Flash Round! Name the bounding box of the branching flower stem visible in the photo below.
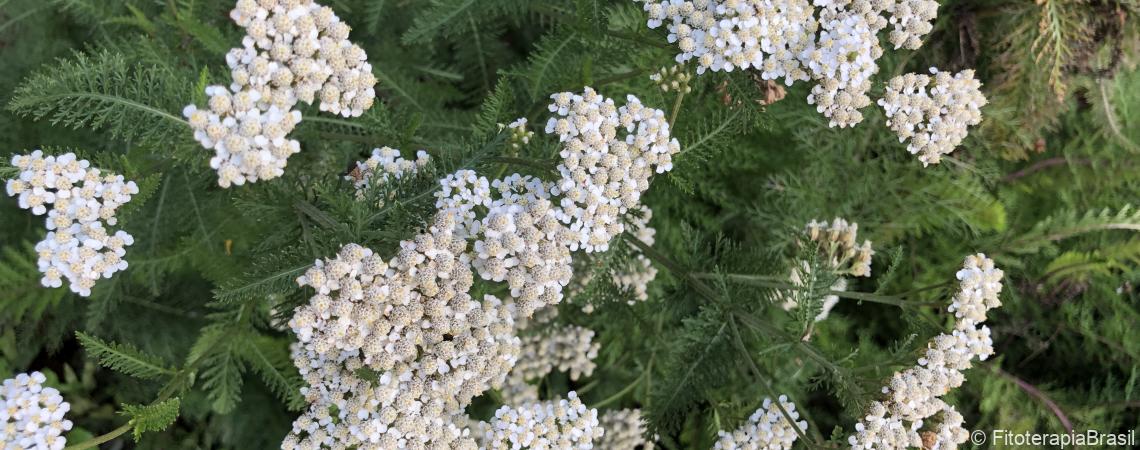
[728,317,826,449]
[669,90,686,128]
[695,272,942,308]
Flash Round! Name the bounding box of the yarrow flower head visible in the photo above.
[2,371,73,450]
[484,392,604,449]
[347,147,431,203]
[598,409,655,449]
[713,395,807,450]
[186,0,377,188]
[546,88,680,253]
[5,151,137,296]
[878,68,987,166]
[848,253,1003,450]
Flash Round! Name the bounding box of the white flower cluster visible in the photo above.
[514,325,601,383]
[877,69,988,166]
[649,65,693,93]
[642,0,818,81]
[612,208,659,304]
[184,0,377,188]
[285,220,521,449]
[640,0,940,128]
[546,88,680,253]
[713,396,807,450]
[5,151,138,297]
[803,218,873,277]
[2,371,73,450]
[598,409,655,450]
[285,88,678,448]
[347,147,431,201]
[484,392,604,449]
[848,254,1003,450]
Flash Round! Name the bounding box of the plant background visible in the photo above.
[1,0,1139,448]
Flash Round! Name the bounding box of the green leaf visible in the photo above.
[121,397,181,441]
[76,332,176,380]
[239,335,306,411]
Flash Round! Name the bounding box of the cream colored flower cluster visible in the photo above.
[184,0,376,188]
[803,218,873,277]
[713,396,807,450]
[484,392,604,449]
[598,409,655,449]
[5,151,138,297]
[513,325,600,383]
[285,218,521,449]
[347,147,431,201]
[642,0,818,82]
[2,371,73,450]
[877,69,987,166]
[286,88,677,448]
[847,254,1003,450]
[640,0,940,128]
[612,208,659,304]
[546,88,680,253]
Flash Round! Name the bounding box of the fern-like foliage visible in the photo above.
[1007,205,1140,255]
[7,49,196,151]
[121,397,181,441]
[76,331,176,380]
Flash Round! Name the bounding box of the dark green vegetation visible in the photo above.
[0,0,1138,448]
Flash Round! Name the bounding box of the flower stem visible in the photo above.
[669,90,686,128]
[62,423,132,450]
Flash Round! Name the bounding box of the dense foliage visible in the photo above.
[1,0,1139,448]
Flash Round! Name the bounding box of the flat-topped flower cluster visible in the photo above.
[713,395,808,450]
[878,69,988,166]
[284,87,678,448]
[184,0,377,188]
[640,0,984,164]
[5,151,138,297]
[848,253,1003,449]
[2,371,73,450]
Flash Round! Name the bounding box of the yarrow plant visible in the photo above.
[7,0,1132,449]
[4,151,137,297]
[848,254,1003,449]
[1,372,73,450]
[182,0,377,187]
